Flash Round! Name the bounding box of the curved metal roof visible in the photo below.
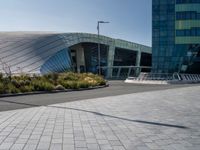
[0,32,151,74]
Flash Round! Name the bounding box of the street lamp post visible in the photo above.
[97,21,109,75]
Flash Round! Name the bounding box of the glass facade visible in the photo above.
[113,48,137,66]
[152,0,200,73]
[82,43,108,74]
[40,48,72,74]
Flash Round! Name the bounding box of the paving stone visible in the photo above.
[112,146,126,150]
[50,143,62,150]
[4,137,17,143]
[63,138,74,145]
[100,144,113,150]
[0,86,200,150]
[37,142,50,149]
[109,140,122,146]
[23,144,37,150]
[76,148,88,150]
[15,138,28,144]
[0,142,13,149]
[98,139,110,145]
[10,143,25,150]
[87,143,100,150]
[52,138,62,144]
[86,138,97,144]
[63,144,74,150]
[75,141,87,148]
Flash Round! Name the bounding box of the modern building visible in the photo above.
[0,32,151,78]
[152,0,200,74]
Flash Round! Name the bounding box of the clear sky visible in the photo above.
[0,0,152,46]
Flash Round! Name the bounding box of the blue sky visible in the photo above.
[0,0,152,46]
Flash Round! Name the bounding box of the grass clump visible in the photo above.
[0,72,106,94]
[0,82,5,94]
[31,80,54,91]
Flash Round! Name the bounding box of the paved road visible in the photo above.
[0,85,199,150]
[0,81,199,112]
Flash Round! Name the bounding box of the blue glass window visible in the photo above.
[40,48,72,74]
[176,0,200,4]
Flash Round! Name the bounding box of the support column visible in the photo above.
[135,49,141,76]
[76,45,85,73]
[107,41,115,78]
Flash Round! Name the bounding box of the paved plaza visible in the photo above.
[0,81,194,112]
[0,85,200,150]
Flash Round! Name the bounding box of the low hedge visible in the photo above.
[0,72,106,94]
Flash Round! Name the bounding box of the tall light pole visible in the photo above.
[97,21,109,75]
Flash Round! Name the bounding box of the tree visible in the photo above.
[0,58,12,80]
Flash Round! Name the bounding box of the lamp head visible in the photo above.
[98,21,109,23]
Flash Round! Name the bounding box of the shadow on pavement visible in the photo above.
[0,99,39,107]
[50,105,189,129]
[0,99,188,129]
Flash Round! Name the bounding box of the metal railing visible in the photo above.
[127,72,200,82]
[180,74,200,81]
[127,72,175,81]
[101,66,151,79]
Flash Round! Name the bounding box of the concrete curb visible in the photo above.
[0,84,109,98]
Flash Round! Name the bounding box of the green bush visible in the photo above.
[0,73,3,81]
[19,85,34,93]
[95,78,106,86]
[11,79,20,88]
[59,72,79,81]
[44,73,59,84]
[0,82,5,94]
[77,81,90,88]
[11,79,31,88]
[0,72,106,94]
[2,77,10,85]
[31,80,54,91]
[60,81,78,89]
[6,83,20,94]
[24,80,31,86]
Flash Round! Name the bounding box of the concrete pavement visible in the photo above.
[0,81,198,112]
[0,85,200,149]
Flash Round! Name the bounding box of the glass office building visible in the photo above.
[152,0,200,73]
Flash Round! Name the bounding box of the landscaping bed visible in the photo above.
[0,72,107,95]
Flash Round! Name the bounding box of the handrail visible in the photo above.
[127,72,200,81]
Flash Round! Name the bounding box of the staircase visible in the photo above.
[125,72,200,84]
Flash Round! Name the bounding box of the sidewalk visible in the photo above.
[0,85,200,150]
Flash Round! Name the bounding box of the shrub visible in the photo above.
[84,77,97,85]
[96,78,106,86]
[77,81,90,88]
[0,73,3,81]
[11,79,20,88]
[92,75,106,86]
[24,80,31,86]
[44,73,59,84]
[2,77,10,85]
[19,80,25,86]
[59,72,79,81]
[31,80,54,91]
[60,81,78,89]
[19,85,33,93]
[11,79,31,88]
[0,72,106,94]
[6,83,20,94]
[13,74,31,81]
[0,82,5,94]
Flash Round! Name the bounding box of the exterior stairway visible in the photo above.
[125,72,200,84]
